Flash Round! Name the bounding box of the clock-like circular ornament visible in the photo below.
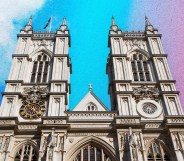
[137,100,162,118]
[19,100,46,120]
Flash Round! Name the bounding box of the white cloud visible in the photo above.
[0,0,46,82]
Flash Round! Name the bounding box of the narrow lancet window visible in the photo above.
[131,53,151,81]
[147,142,170,161]
[31,53,50,83]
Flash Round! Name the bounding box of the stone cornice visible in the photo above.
[2,92,21,96]
[108,80,157,87]
[66,111,117,122]
[145,34,162,38]
[114,116,141,128]
[12,54,29,58]
[53,54,69,57]
[160,91,180,94]
[151,54,168,57]
[0,115,184,134]
[158,80,176,83]
[5,80,23,83]
[22,82,49,86]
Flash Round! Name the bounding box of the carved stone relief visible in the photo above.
[31,40,54,47]
[145,123,161,128]
[133,85,159,102]
[124,39,146,51]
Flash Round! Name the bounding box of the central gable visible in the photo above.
[72,91,108,111]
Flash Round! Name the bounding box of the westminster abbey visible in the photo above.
[0,16,184,161]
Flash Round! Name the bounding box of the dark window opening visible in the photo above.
[131,54,151,82]
[31,54,49,83]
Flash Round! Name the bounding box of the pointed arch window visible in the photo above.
[131,53,151,81]
[31,53,50,83]
[14,144,37,161]
[73,144,112,161]
[147,142,170,161]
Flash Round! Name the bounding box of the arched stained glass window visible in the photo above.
[31,53,50,83]
[90,146,95,161]
[83,148,88,161]
[73,144,112,161]
[147,142,170,161]
[96,148,101,161]
[74,153,81,161]
[14,144,37,161]
[131,53,152,81]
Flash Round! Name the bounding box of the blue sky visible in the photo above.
[0,0,133,109]
[1,0,184,110]
[32,0,134,109]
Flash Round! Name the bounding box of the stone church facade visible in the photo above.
[0,16,184,161]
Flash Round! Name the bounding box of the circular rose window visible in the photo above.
[142,103,157,114]
[137,100,162,118]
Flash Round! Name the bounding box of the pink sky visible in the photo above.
[129,0,184,108]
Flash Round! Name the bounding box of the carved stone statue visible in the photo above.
[3,137,9,151]
[129,133,139,161]
[57,135,64,152]
[47,131,57,148]
[0,136,9,152]
[46,130,57,161]
[129,133,137,148]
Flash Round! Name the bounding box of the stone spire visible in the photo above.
[59,16,68,31]
[62,16,67,25]
[23,16,32,31]
[145,16,154,32]
[110,16,118,31]
[112,16,116,26]
[145,16,152,26]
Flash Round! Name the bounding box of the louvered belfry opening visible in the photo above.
[31,53,50,83]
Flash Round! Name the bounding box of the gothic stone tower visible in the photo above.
[106,17,184,161]
[0,17,72,161]
[0,16,184,161]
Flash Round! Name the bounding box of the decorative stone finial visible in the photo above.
[145,16,155,32]
[27,16,32,25]
[112,16,116,26]
[59,16,68,31]
[62,16,67,25]
[23,16,32,31]
[110,16,118,31]
[145,16,152,26]
[88,84,93,91]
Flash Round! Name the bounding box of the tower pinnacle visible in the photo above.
[145,16,152,26]
[110,16,118,31]
[23,16,32,31]
[145,16,155,32]
[62,16,67,25]
[59,16,68,31]
[112,16,116,26]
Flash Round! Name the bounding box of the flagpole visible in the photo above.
[49,16,52,32]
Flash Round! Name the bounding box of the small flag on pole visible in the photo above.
[44,17,51,29]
